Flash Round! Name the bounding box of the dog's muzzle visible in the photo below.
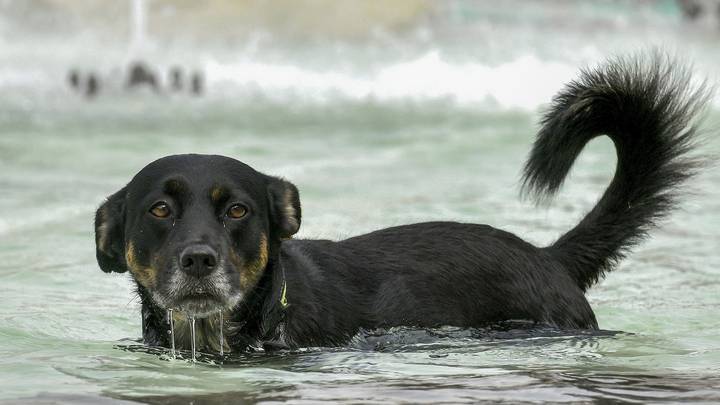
[151,244,242,317]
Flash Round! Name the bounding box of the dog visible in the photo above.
[94,55,706,353]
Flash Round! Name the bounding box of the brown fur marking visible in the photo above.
[239,234,269,290]
[96,207,110,254]
[283,188,299,233]
[125,240,157,288]
[163,178,188,195]
[210,185,225,203]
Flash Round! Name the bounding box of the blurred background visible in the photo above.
[1,1,719,403]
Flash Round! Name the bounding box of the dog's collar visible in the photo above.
[225,260,290,352]
[258,264,290,351]
[279,278,289,309]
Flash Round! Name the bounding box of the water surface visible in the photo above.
[1,1,719,403]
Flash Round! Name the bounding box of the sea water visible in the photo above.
[1,1,719,403]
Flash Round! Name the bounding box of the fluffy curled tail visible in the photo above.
[522,53,708,291]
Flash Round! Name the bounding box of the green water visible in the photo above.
[2,1,720,403]
[1,97,718,403]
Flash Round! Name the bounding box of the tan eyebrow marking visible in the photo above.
[210,185,229,204]
[163,178,188,195]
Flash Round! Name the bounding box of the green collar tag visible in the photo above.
[279,280,289,309]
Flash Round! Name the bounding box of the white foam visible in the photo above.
[206,51,578,110]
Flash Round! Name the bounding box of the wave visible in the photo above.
[206,51,578,110]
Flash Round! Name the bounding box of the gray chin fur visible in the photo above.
[150,265,244,318]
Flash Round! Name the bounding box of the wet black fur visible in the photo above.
[95,54,706,351]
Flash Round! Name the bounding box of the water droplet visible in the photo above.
[189,314,196,363]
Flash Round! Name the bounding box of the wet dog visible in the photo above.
[94,55,706,352]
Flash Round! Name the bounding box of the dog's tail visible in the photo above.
[521,53,708,292]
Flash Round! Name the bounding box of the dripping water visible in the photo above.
[166,309,175,359]
[166,310,225,362]
[219,310,224,357]
[189,314,196,362]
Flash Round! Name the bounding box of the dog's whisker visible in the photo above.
[125,291,141,309]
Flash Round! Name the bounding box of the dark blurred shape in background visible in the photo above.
[678,0,720,20]
[169,66,183,91]
[85,72,99,98]
[126,61,159,92]
[67,69,80,89]
[190,70,204,96]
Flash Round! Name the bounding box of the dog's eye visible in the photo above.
[149,202,171,218]
[227,204,247,219]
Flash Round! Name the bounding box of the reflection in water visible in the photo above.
[18,372,720,405]
[100,368,720,404]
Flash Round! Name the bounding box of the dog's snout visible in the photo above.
[179,245,218,278]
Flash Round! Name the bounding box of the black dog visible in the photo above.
[94,55,706,353]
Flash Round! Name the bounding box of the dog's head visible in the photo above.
[94,154,300,317]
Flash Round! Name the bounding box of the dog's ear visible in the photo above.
[267,177,301,239]
[94,187,128,273]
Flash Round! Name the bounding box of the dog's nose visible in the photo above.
[179,245,218,278]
